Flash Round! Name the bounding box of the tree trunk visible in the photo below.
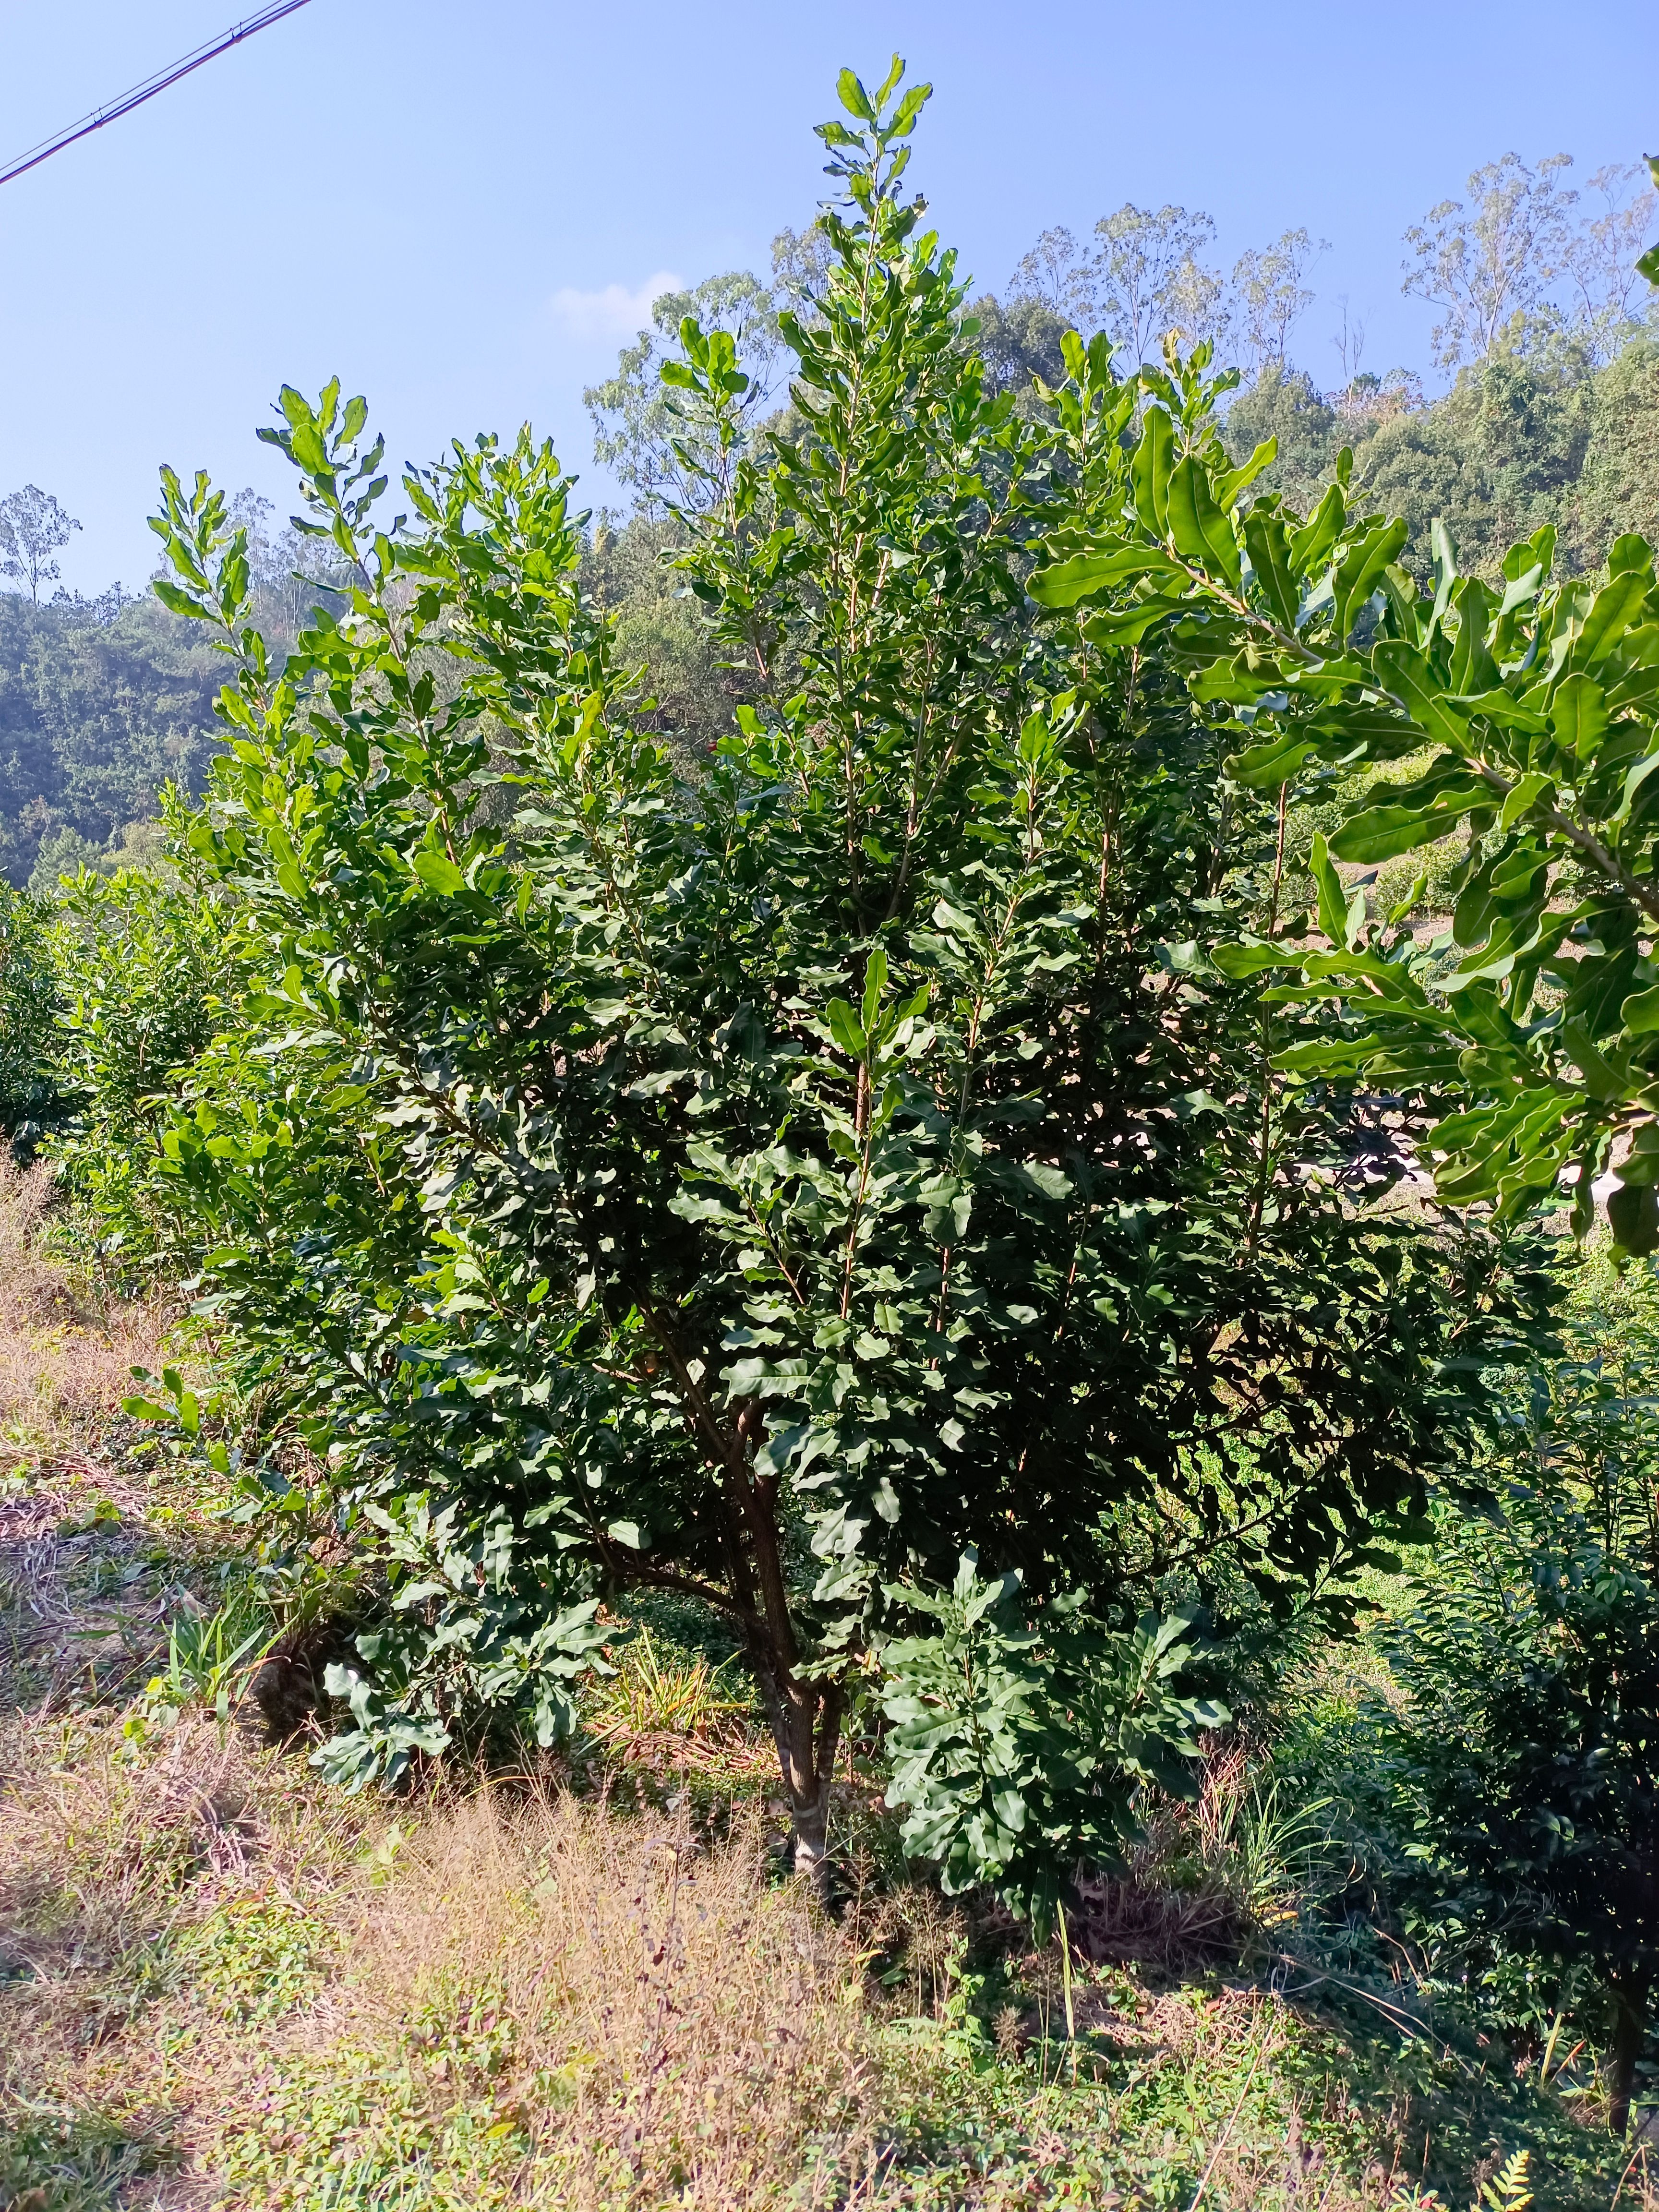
[1607,1979,1648,2138]
[747,1638,845,1896]
[788,1762,834,1887]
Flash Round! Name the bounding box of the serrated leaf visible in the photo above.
[412,850,467,897]
[1167,456,1241,590]
[1372,640,1476,757]
[1330,794,1483,864]
[1224,733,1319,788]
[1551,672,1609,760]
[1309,832,1365,950]
[1081,595,1190,646]
[151,579,214,621]
[1564,569,1649,675]
[1212,941,1293,977]
[1241,511,1298,629]
[824,999,866,1057]
[1027,544,1183,607]
[1131,407,1174,537]
[1333,518,1408,644]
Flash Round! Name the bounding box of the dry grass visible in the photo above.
[0,1443,878,2206]
[0,1710,877,2209]
[1,1657,1642,2212]
[0,1158,173,1468]
[235,1787,876,2207]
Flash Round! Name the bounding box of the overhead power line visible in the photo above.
[0,0,316,190]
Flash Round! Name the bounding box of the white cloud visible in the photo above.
[546,268,685,344]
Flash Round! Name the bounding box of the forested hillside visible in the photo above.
[0,592,219,886]
[5,150,1654,876]
[1225,337,1659,580]
[0,490,338,886]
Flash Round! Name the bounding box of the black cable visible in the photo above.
[0,0,316,190]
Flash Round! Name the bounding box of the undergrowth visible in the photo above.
[0,1178,1654,2209]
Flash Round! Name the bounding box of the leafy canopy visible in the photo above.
[133,62,1546,1906]
[1024,207,1659,1256]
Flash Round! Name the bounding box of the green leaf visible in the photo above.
[1318,823,1354,942]
[1551,673,1609,761]
[1565,569,1650,674]
[1608,1181,1659,1257]
[1430,517,1459,626]
[1212,940,1293,977]
[1027,544,1184,607]
[151,579,214,621]
[1446,578,1499,695]
[1333,519,1408,644]
[1498,771,1555,831]
[824,999,866,1058]
[837,68,876,120]
[120,1396,172,1423]
[890,83,931,136]
[1189,661,1275,706]
[1223,733,1319,789]
[862,946,888,1034]
[1130,407,1174,538]
[1372,640,1477,757]
[1330,800,1480,864]
[1619,746,1659,821]
[1166,457,1241,590]
[412,850,467,897]
[1288,482,1346,579]
[1450,690,1549,736]
[1081,595,1190,646]
[1215,438,1277,508]
[1497,563,1544,619]
[1309,832,1364,951]
[1241,511,1298,629]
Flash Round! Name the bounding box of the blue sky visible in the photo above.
[2,0,1656,589]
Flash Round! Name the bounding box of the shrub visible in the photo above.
[131,62,1547,1911]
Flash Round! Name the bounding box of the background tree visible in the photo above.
[1005,223,1097,328]
[1089,203,1224,367]
[967,290,1071,398]
[1573,337,1659,556]
[584,270,784,517]
[769,219,836,318]
[0,484,82,604]
[1402,152,1579,370]
[1556,159,1659,366]
[1229,228,1327,373]
[0,882,59,1146]
[1007,205,1235,373]
[0,591,222,887]
[579,510,733,750]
